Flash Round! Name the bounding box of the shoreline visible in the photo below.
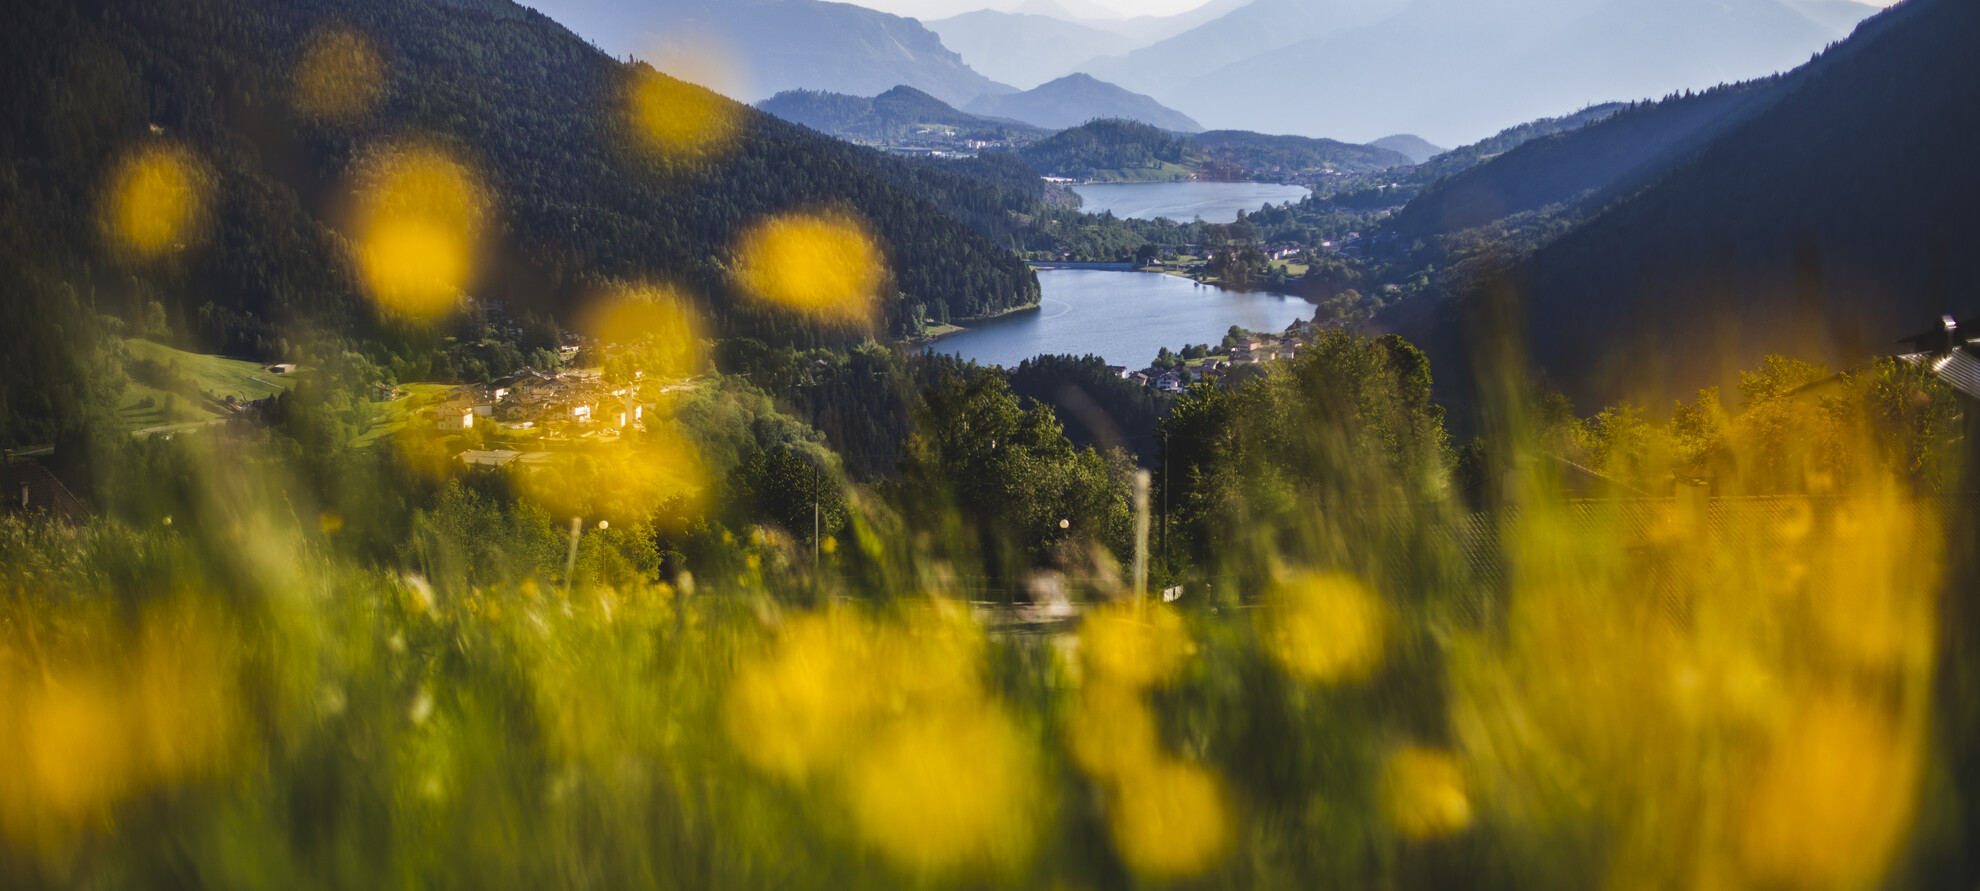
[904,300,1044,348]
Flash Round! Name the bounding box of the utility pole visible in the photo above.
[1131,469,1151,605]
[1161,427,1169,570]
[563,515,582,593]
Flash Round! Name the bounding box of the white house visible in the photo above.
[436,405,475,432]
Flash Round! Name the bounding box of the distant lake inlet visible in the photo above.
[931,269,1314,370]
[1070,181,1313,223]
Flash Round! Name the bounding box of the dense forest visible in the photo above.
[1191,130,1412,182]
[1012,119,1194,182]
[1006,119,1411,184]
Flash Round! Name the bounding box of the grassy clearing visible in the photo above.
[1079,161,1194,184]
[350,382,455,448]
[116,339,297,431]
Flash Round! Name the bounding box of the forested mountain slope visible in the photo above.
[758,86,1048,143]
[1387,84,1781,239]
[1009,120,1409,184]
[0,0,1039,446]
[1417,0,1977,407]
[1192,131,1412,179]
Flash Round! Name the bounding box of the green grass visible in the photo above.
[350,382,456,448]
[1077,161,1195,184]
[116,339,298,431]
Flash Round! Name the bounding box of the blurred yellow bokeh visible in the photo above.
[510,433,708,526]
[1380,746,1471,840]
[845,703,1043,874]
[733,211,885,326]
[726,606,1048,874]
[1081,603,1189,689]
[1264,571,1387,684]
[18,672,134,825]
[725,612,880,780]
[1107,757,1232,878]
[580,283,705,380]
[1738,696,1918,888]
[104,144,210,260]
[1067,680,1161,783]
[294,25,387,125]
[349,144,488,318]
[0,600,243,847]
[625,66,741,165]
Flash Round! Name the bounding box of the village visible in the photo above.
[1114,317,1327,393]
[402,365,661,470]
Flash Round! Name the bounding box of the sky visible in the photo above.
[831,0,1218,20]
[835,0,1900,18]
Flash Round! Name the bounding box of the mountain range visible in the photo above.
[964,73,1202,133]
[497,0,1014,107]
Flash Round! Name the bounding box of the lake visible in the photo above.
[931,269,1314,370]
[1070,181,1313,223]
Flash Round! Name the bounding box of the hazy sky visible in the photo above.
[833,0,1218,20]
[835,0,1899,19]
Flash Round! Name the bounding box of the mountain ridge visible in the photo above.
[758,85,1050,143]
[964,73,1202,133]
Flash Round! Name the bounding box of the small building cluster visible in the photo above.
[1121,319,1326,392]
[427,367,644,435]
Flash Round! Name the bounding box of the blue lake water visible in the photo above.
[931,269,1313,370]
[1069,181,1313,223]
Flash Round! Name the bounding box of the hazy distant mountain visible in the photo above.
[926,0,1250,90]
[1371,135,1445,164]
[1009,0,1117,19]
[758,85,1050,142]
[924,12,1135,89]
[1011,0,1253,45]
[1078,0,1411,99]
[1406,0,1980,405]
[964,73,1202,132]
[1170,0,1842,145]
[1778,0,1886,31]
[515,0,1014,107]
